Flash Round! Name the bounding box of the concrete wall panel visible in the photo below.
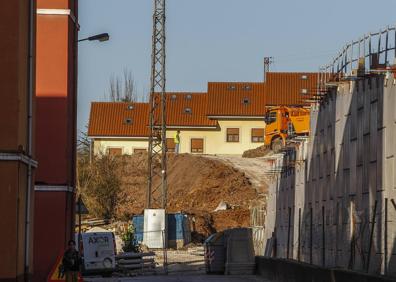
[263,75,396,277]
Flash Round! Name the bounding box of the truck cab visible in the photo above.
[264,106,310,151]
[264,107,289,151]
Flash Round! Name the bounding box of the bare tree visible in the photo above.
[123,69,135,102]
[107,68,136,102]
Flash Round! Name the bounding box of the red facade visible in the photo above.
[33,1,78,281]
[0,1,36,281]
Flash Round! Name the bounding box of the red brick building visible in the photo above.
[0,0,36,281]
[34,1,78,281]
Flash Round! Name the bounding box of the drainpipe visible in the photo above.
[24,0,35,279]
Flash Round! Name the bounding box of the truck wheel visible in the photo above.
[272,138,283,153]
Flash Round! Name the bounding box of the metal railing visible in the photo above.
[318,24,396,98]
[323,25,396,75]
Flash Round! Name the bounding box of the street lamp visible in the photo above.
[76,32,109,249]
[78,32,110,42]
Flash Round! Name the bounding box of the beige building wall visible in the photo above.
[93,138,149,155]
[92,119,266,156]
[168,120,266,155]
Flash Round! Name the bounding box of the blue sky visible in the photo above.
[78,0,396,131]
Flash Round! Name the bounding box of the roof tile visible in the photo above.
[88,102,150,137]
[207,82,266,116]
[266,72,318,106]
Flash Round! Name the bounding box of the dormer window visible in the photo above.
[301,75,308,80]
[127,105,134,110]
[242,85,252,90]
[184,107,192,114]
[242,97,250,105]
[185,94,192,100]
[171,94,177,100]
[125,118,133,125]
[227,85,236,90]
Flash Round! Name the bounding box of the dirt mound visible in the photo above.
[115,153,258,240]
[242,145,271,158]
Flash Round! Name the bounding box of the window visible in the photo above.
[300,88,308,94]
[227,85,236,90]
[226,128,240,142]
[242,85,252,90]
[251,128,264,143]
[127,105,134,110]
[171,94,177,100]
[185,94,192,100]
[265,111,277,124]
[133,148,147,154]
[107,147,122,156]
[166,138,176,152]
[242,97,250,105]
[125,118,133,125]
[184,107,192,114]
[191,138,204,153]
[301,75,308,80]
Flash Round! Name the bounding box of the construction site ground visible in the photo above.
[202,154,270,196]
[114,152,269,239]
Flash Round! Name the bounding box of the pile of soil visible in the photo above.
[115,153,258,240]
[242,145,271,158]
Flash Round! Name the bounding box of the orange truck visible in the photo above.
[264,106,310,151]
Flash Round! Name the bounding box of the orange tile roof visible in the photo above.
[265,72,318,106]
[88,93,217,137]
[207,82,266,116]
[163,92,217,127]
[88,72,319,137]
[88,102,150,137]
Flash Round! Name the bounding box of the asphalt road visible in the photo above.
[85,275,269,282]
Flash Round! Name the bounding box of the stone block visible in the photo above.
[363,90,371,135]
[358,81,364,109]
[370,78,379,103]
[350,142,357,195]
[377,83,384,130]
[343,140,350,170]
[384,124,395,159]
[350,94,358,140]
[369,162,377,195]
[356,165,363,196]
[384,157,394,191]
[370,101,378,162]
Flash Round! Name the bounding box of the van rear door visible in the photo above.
[82,232,116,272]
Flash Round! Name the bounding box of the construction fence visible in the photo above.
[263,73,396,277]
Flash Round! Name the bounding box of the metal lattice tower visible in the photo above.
[263,56,273,82]
[147,0,167,209]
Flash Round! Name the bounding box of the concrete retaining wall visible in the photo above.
[262,73,396,277]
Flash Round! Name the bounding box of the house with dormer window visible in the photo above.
[87,72,317,155]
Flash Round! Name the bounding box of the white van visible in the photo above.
[79,228,116,275]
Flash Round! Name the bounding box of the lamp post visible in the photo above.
[77,32,109,249]
[78,32,110,42]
